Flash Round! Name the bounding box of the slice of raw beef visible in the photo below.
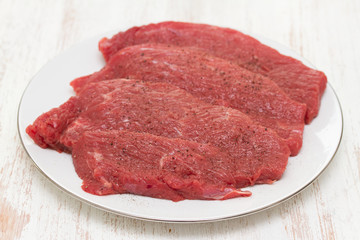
[98,21,327,123]
[27,79,290,188]
[26,97,81,153]
[71,44,306,155]
[72,130,251,201]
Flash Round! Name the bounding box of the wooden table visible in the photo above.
[1,0,358,239]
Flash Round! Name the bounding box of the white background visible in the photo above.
[0,0,358,239]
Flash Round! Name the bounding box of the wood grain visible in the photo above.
[0,187,30,240]
[0,0,358,239]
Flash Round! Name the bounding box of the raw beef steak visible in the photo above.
[27,79,290,188]
[98,21,327,123]
[72,130,251,201]
[71,44,306,155]
[26,97,81,153]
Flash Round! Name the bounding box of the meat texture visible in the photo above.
[72,130,251,201]
[26,97,81,153]
[71,44,306,155]
[98,21,327,123]
[27,79,290,189]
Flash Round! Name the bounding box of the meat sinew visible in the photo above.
[71,44,306,155]
[27,79,290,188]
[72,130,251,201]
[98,21,327,123]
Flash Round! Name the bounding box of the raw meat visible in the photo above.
[71,44,306,155]
[72,130,251,201]
[26,97,81,153]
[27,79,290,188]
[98,21,327,123]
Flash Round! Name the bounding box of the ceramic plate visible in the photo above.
[18,29,343,222]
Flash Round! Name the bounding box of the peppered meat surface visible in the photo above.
[71,44,306,155]
[98,21,327,123]
[27,79,290,189]
[72,130,251,201]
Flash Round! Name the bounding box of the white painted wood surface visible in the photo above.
[0,0,358,239]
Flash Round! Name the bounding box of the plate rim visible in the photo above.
[17,31,344,223]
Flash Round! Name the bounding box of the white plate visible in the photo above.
[18,29,343,223]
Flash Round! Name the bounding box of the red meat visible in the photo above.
[99,21,327,123]
[72,130,251,201]
[71,44,306,155]
[26,97,81,153]
[27,79,290,188]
